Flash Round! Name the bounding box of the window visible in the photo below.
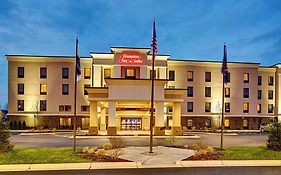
[81,105,90,112]
[18,67,24,78]
[258,90,262,99]
[59,105,71,111]
[187,119,193,127]
[268,104,274,113]
[167,106,173,112]
[187,86,193,97]
[17,100,24,111]
[243,103,249,113]
[205,72,211,82]
[243,119,249,128]
[169,70,175,81]
[126,68,136,78]
[243,73,249,83]
[18,83,24,94]
[205,102,211,112]
[205,119,211,127]
[40,100,47,111]
[225,103,230,112]
[84,84,90,95]
[40,84,47,95]
[187,71,193,81]
[268,76,274,86]
[224,119,230,128]
[268,90,274,100]
[40,67,47,79]
[225,72,230,83]
[104,69,111,78]
[84,68,91,79]
[243,88,249,98]
[257,104,261,113]
[225,88,230,98]
[62,68,69,79]
[258,76,262,85]
[205,87,211,97]
[187,102,193,112]
[62,84,69,95]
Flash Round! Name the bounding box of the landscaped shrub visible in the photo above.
[82,147,89,153]
[0,121,14,153]
[95,149,106,156]
[102,143,112,150]
[267,123,281,151]
[109,136,124,149]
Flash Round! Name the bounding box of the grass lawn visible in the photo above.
[0,147,89,164]
[223,146,281,160]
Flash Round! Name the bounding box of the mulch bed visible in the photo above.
[77,152,132,162]
[182,152,223,161]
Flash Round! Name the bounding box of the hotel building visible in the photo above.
[6,47,281,135]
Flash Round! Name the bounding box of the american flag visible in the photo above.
[76,38,81,81]
[221,43,228,83]
[151,18,157,54]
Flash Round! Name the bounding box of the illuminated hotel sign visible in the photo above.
[118,52,143,64]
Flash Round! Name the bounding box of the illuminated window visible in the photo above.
[243,119,248,128]
[84,68,91,79]
[18,83,24,95]
[205,102,211,112]
[84,84,90,95]
[17,100,24,111]
[205,87,211,97]
[258,76,262,85]
[224,119,230,128]
[40,84,47,95]
[62,84,69,95]
[268,90,273,100]
[40,67,47,79]
[126,68,136,78]
[243,73,249,83]
[257,104,261,113]
[60,118,71,127]
[205,72,211,82]
[187,119,193,127]
[18,67,24,78]
[40,100,47,111]
[104,69,111,78]
[268,104,274,113]
[243,103,249,113]
[81,105,90,112]
[187,71,193,81]
[187,86,193,97]
[258,90,262,99]
[187,102,193,112]
[62,68,69,79]
[268,76,274,86]
[205,119,211,127]
[225,88,230,98]
[169,70,175,81]
[243,88,249,98]
[225,103,230,112]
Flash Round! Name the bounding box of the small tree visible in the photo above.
[0,120,14,153]
[266,122,281,151]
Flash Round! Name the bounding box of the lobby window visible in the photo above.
[205,87,211,97]
[62,84,69,95]
[205,102,211,112]
[268,90,274,100]
[187,71,193,81]
[81,105,90,112]
[40,84,47,95]
[62,68,69,79]
[224,119,230,128]
[268,104,274,113]
[104,69,111,78]
[169,70,175,81]
[17,100,24,111]
[40,67,47,79]
[258,76,262,85]
[40,100,47,111]
[225,72,230,83]
[205,72,211,82]
[18,83,24,95]
[225,103,230,113]
[59,105,71,112]
[257,104,261,113]
[243,119,249,128]
[187,102,193,112]
[205,119,211,127]
[18,67,24,78]
[258,90,262,99]
[268,76,274,86]
[243,103,249,113]
[187,86,193,97]
[126,68,136,79]
[243,73,249,83]
[84,68,91,79]
[243,88,249,98]
[225,88,230,98]
[84,84,90,95]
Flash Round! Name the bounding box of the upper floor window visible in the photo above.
[243,73,249,83]
[62,84,69,95]
[62,68,69,79]
[187,71,193,81]
[18,83,24,95]
[205,87,211,97]
[40,100,47,111]
[187,86,193,97]
[18,67,24,78]
[205,72,211,82]
[243,88,249,98]
[17,100,24,111]
[205,102,211,112]
[84,68,91,79]
[243,102,249,113]
[150,70,156,79]
[40,67,47,79]
[187,102,193,112]
[84,84,90,95]
[258,90,262,99]
[126,68,136,79]
[59,105,71,111]
[169,70,175,81]
[268,90,274,100]
[268,104,274,113]
[258,76,262,85]
[225,88,230,98]
[225,102,230,113]
[268,76,274,86]
[81,105,90,112]
[40,84,47,95]
[104,69,111,79]
[225,72,230,83]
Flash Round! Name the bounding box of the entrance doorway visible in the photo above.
[121,118,142,130]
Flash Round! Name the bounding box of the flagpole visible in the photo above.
[73,37,78,152]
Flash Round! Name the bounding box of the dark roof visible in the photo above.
[168,58,260,65]
[5,54,90,58]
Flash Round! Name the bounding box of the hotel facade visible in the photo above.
[6,47,281,135]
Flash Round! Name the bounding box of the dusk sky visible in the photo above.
[1,0,281,107]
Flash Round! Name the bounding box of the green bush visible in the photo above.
[267,123,281,151]
[0,121,14,153]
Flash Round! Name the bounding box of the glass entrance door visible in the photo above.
[121,118,142,130]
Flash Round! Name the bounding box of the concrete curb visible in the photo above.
[69,135,201,139]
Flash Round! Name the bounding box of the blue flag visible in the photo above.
[76,38,81,81]
[221,43,228,82]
